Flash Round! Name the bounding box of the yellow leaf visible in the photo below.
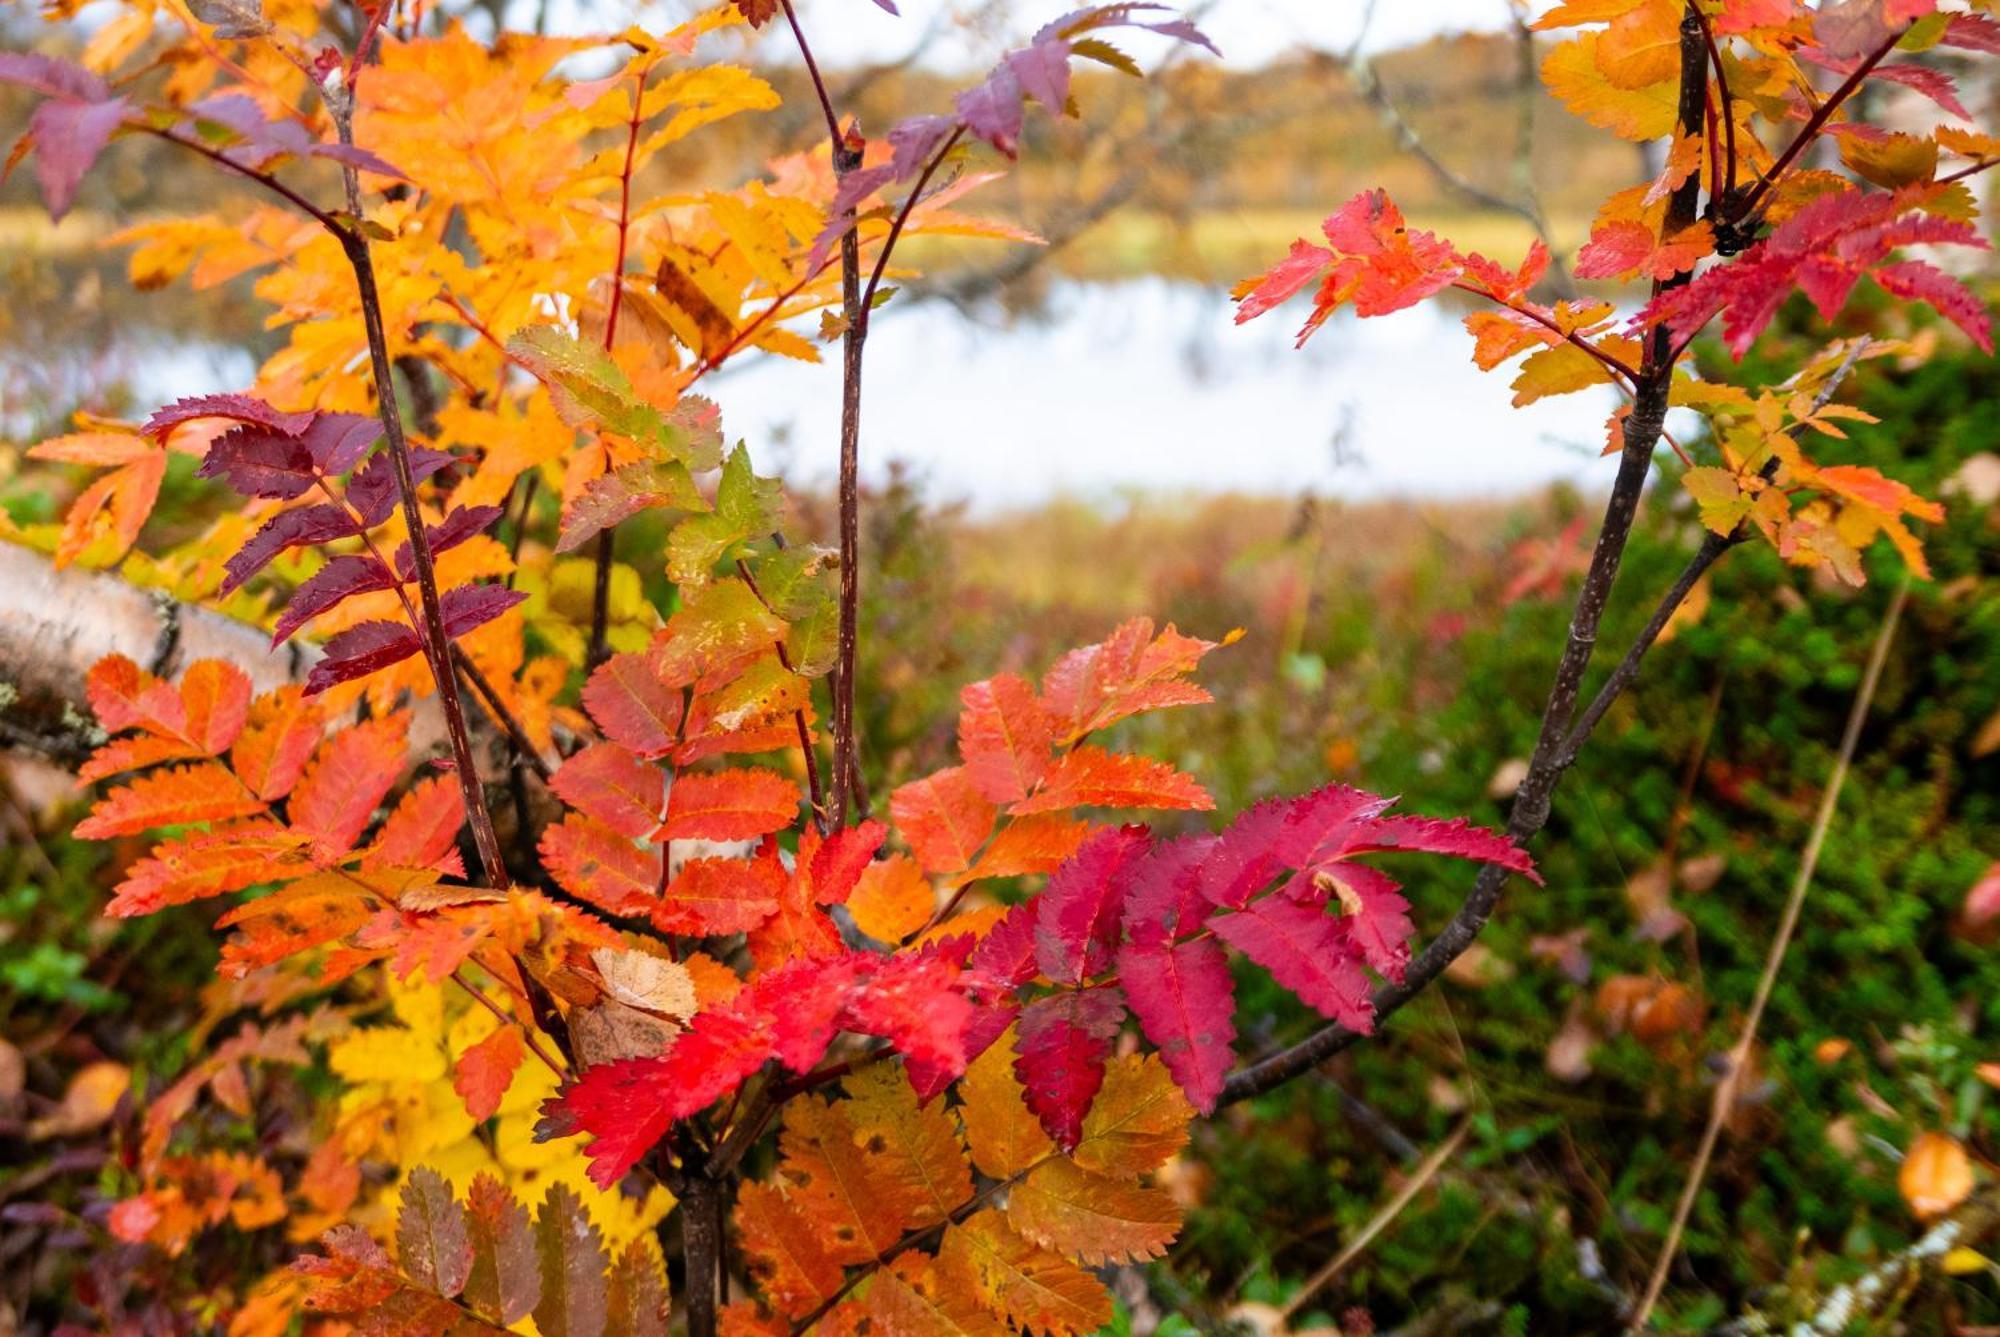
[1541,33,1682,141]
[1005,1159,1181,1265]
[838,1064,973,1226]
[960,1035,1055,1181]
[1070,1054,1192,1182]
[938,1210,1112,1337]
[848,854,936,944]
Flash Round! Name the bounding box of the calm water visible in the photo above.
[716,280,1621,512]
[96,279,1623,512]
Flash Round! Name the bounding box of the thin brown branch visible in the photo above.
[1734,30,1901,220]
[450,644,555,782]
[1218,4,1712,1109]
[587,65,653,673]
[450,967,566,1077]
[330,91,510,890]
[1630,576,1910,1330]
[1277,1119,1472,1323]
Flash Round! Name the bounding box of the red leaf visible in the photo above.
[1208,894,1374,1034]
[582,645,684,759]
[550,744,664,839]
[1118,934,1234,1114]
[546,1003,775,1187]
[1035,825,1151,984]
[1013,989,1124,1152]
[1339,812,1542,884]
[653,856,784,936]
[1010,746,1212,815]
[657,769,801,842]
[889,767,998,875]
[840,947,976,1077]
[540,814,661,918]
[1872,259,1994,353]
[958,673,1053,803]
[1233,238,1334,323]
[807,820,887,906]
[366,776,466,875]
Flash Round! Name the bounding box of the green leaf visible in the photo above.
[510,327,722,470]
[667,444,782,584]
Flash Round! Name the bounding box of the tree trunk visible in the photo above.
[677,1173,727,1337]
[0,543,311,765]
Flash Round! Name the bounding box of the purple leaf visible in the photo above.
[198,426,321,500]
[271,554,397,645]
[394,505,504,578]
[0,52,110,103]
[1007,41,1073,115]
[348,447,456,527]
[222,504,363,595]
[304,621,422,694]
[1013,987,1124,1151]
[957,68,1027,156]
[309,142,408,179]
[28,96,128,221]
[144,393,312,440]
[297,413,380,476]
[439,583,529,639]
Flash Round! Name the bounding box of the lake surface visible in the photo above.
[90,278,1624,512]
[713,279,1621,512]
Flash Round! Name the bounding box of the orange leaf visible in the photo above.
[958,674,1053,804]
[1901,1131,1975,1220]
[1010,747,1212,815]
[454,1025,525,1121]
[287,717,409,856]
[890,767,998,876]
[76,763,265,838]
[657,768,801,842]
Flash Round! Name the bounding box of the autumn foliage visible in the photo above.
[5,0,1997,1331]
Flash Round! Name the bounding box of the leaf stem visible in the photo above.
[329,95,511,890]
[587,64,654,673]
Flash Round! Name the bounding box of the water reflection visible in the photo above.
[6,272,1619,510]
